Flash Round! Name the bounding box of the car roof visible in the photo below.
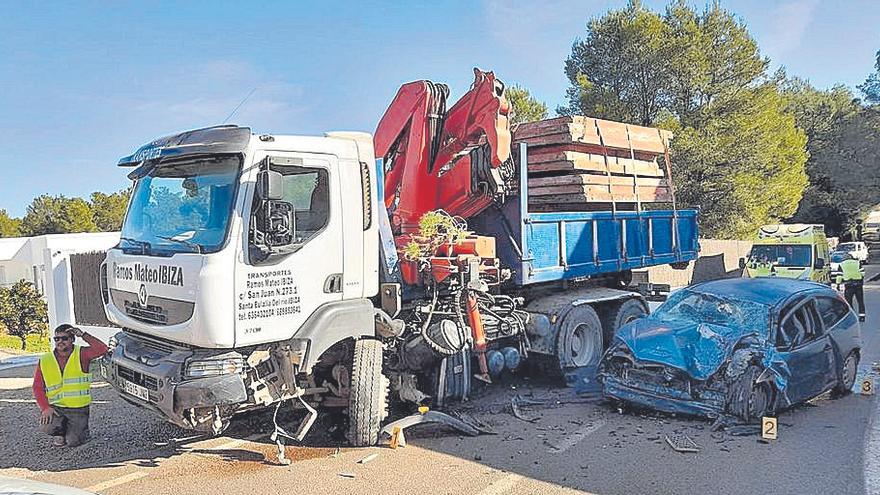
[687,277,830,307]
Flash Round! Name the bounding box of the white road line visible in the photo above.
[84,471,150,493]
[80,432,266,492]
[475,473,524,495]
[865,374,880,494]
[547,419,606,453]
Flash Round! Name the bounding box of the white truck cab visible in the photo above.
[102,126,384,436]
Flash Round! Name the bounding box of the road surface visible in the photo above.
[2,271,879,495]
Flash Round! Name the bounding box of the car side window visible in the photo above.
[778,301,821,348]
[815,296,851,329]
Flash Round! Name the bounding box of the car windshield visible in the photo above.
[748,244,811,268]
[652,289,770,333]
[838,243,856,251]
[120,156,240,255]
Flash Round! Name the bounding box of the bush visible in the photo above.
[25,334,49,352]
[0,333,23,350]
[0,332,48,353]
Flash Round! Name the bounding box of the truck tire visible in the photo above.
[347,339,389,447]
[599,299,647,344]
[554,304,604,372]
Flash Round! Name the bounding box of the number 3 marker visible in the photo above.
[862,377,874,396]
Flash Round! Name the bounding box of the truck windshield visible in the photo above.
[120,156,241,255]
[748,244,812,268]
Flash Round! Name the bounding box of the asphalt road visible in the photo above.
[2,272,880,495]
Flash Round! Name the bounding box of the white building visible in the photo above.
[0,232,121,342]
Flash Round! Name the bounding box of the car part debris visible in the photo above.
[510,395,540,423]
[380,410,482,439]
[269,395,318,465]
[726,424,762,436]
[358,453,379,464]
[664,434,699,453]
[337,472,356,479]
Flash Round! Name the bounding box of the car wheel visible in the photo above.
[832,351,859,397]
[727,365,774,423]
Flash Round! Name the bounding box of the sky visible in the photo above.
[1,0,877,217]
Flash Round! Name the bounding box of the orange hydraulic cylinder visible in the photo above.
[466,292,490,378]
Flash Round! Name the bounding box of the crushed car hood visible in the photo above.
[618,318,754,381]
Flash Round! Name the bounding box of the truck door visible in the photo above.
[234,152,344,346]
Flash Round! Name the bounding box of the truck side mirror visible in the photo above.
[814,258,825,269]
[257,170,284,201]
[259,200,295,248]
[738,257,746,270]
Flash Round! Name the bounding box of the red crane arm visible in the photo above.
[374,68,512,234]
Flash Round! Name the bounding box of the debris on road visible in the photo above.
[664,434,700,453]
[726,425,762,437]
[510,395,540,423]
[380,410,483,441]
[358,453,379,464]
[337,472,356,479]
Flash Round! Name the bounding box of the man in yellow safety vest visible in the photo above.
[32,324,107,447]
[837,254,866,322]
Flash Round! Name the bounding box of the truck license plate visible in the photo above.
[121,378,150,402]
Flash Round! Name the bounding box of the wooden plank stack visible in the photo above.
[512,116,674,209]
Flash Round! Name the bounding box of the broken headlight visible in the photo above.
[185,352,245,378]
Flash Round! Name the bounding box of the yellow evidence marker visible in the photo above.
[762,417,777,440]
[862,376,875,396]
[389,426,407,449]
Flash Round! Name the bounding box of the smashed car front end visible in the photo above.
[600,340,728,418]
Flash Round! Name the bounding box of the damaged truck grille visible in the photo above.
[117,365,159,391]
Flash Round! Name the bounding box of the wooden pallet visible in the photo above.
[513,116,672,154]
[514,116,674,207]
[526,153,665,178]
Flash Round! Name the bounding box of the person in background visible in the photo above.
[32,324,108,447]
[837,253,866,322]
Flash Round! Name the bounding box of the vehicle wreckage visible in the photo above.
[599,278,861,423]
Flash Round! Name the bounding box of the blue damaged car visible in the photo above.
[599,278,861,422]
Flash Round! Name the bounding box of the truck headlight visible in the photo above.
[185,352,245,378]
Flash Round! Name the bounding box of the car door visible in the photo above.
[777,297,835,400]
[816,295,859,385]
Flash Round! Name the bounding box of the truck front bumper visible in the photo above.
[103,332,248,430]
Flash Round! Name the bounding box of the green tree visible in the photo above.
[858,49,880,105]
[561,1,808,239]
[0,209,20,238]
[0,280,48,349]
[784,77,880,236]
[506,85,548,125]
[90,189,131,231]
[20,194,98,236]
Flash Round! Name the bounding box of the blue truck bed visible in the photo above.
[469,143,699,286]
[377,143,699,288]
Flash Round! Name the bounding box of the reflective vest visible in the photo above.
[841,258,864,282]
[40,345,92,408]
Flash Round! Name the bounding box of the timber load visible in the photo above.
[512,116,674,210]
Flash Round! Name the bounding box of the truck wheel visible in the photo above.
[599,299,647,344]
[554,304,603,372]
[347,339,389,447]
